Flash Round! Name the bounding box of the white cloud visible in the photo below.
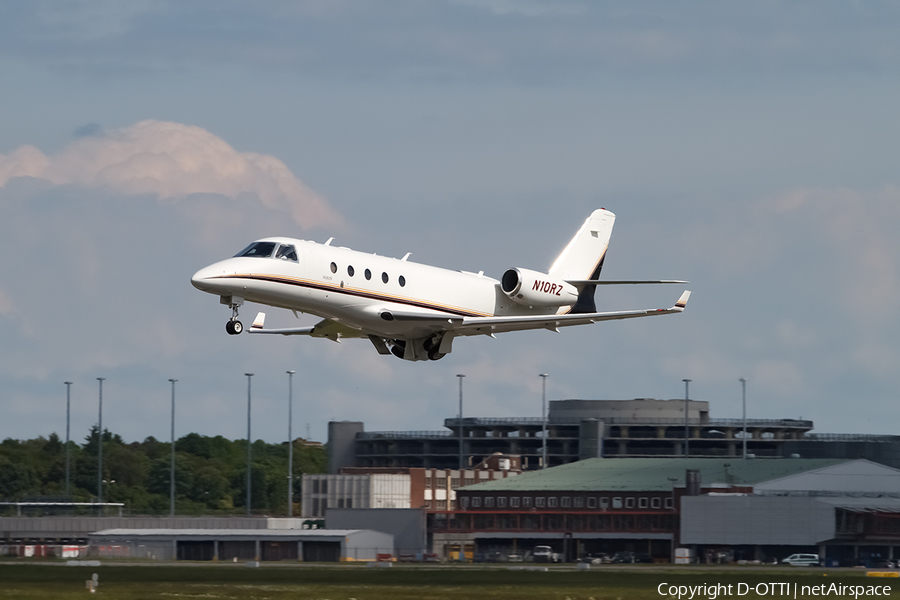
[0,120,342,230]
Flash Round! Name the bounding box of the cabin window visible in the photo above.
[365,269,372,280]
[382,272,389,283]
[347,266,355,276]
[235,241,276,258]
[330,262,337,274]
[275,244,298,262]
[399,275,406,287]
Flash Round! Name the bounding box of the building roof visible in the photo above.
[460,457,850,492]
[90,528,370,539]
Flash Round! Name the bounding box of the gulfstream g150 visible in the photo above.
[190,209,690,361]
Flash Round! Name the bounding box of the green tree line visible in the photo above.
[0,428,327,516]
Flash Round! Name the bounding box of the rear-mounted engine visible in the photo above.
[500,267,578,308]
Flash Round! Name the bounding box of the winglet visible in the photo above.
[251,312,266,330]
[674,291,691,311]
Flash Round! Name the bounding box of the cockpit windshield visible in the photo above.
[235,241,277,258]
[276,244,298,262]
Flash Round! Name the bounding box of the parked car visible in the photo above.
[782,553,820,566]
[611,551,635,564]
[533,545,556,563]
[506,553,523,563]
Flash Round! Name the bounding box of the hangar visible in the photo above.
[88,528,393,562]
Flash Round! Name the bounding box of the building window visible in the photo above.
[600,497,609,509]
[497,497,507,508]
[437,500,446,510]
[561,497,572,508]
[425,500,432,509]
[465,478,475,486]
[472,497,481,508]
[484,497,494,508]
[548,497,558,508]
[337,498,344,508]
[587,497,597,509]
[321,480,328,494]
[523,497,533,508]
[665,497,674,509]
[612,497,622,509]
[451,478,460,488]
[436,478,446,489]
[312,480,319,494]
[535,497,546,508]
[651,497,661,509]
[460,497,469,509]
[625,497,635,509]
[639,497,648,509]
[510,497,520,508]
[574,497,584,508]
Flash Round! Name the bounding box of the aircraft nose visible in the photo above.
[191,264,222,292]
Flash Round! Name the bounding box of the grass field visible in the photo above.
[1,563,897,599]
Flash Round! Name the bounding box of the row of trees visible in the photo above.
[0,427,327,516]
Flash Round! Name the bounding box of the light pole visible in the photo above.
[540,374,549,469]
[287,370,296,518]
[96,377,105,507]
[457,374,465,471]
[169,379,177,516]
[682,379,691,458]
[740,378,747,459]
[64,381,72,498]
[245,373,254,516]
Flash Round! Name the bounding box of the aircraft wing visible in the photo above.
[248,313,365,341]
[451,290,691,336]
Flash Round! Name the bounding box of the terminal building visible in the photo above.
[330,398,900,472]
[439,457,900,565]
[329,398,818,472]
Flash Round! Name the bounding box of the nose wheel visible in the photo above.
[226,303,243,335]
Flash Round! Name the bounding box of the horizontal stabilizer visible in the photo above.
[566,279,688,286]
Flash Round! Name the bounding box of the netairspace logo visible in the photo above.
[657,582,892,599]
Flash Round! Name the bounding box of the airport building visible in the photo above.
[330,398,817,472]
[430,457,900,565]
[303,453,522,517]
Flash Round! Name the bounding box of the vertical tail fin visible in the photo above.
[549,209,615,314]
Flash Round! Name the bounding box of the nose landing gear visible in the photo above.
[225,301,243,335]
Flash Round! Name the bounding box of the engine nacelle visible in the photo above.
[500,268,578,308]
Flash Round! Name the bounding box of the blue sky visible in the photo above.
[1,1,899,445]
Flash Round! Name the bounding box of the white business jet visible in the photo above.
[191,209,690,361]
